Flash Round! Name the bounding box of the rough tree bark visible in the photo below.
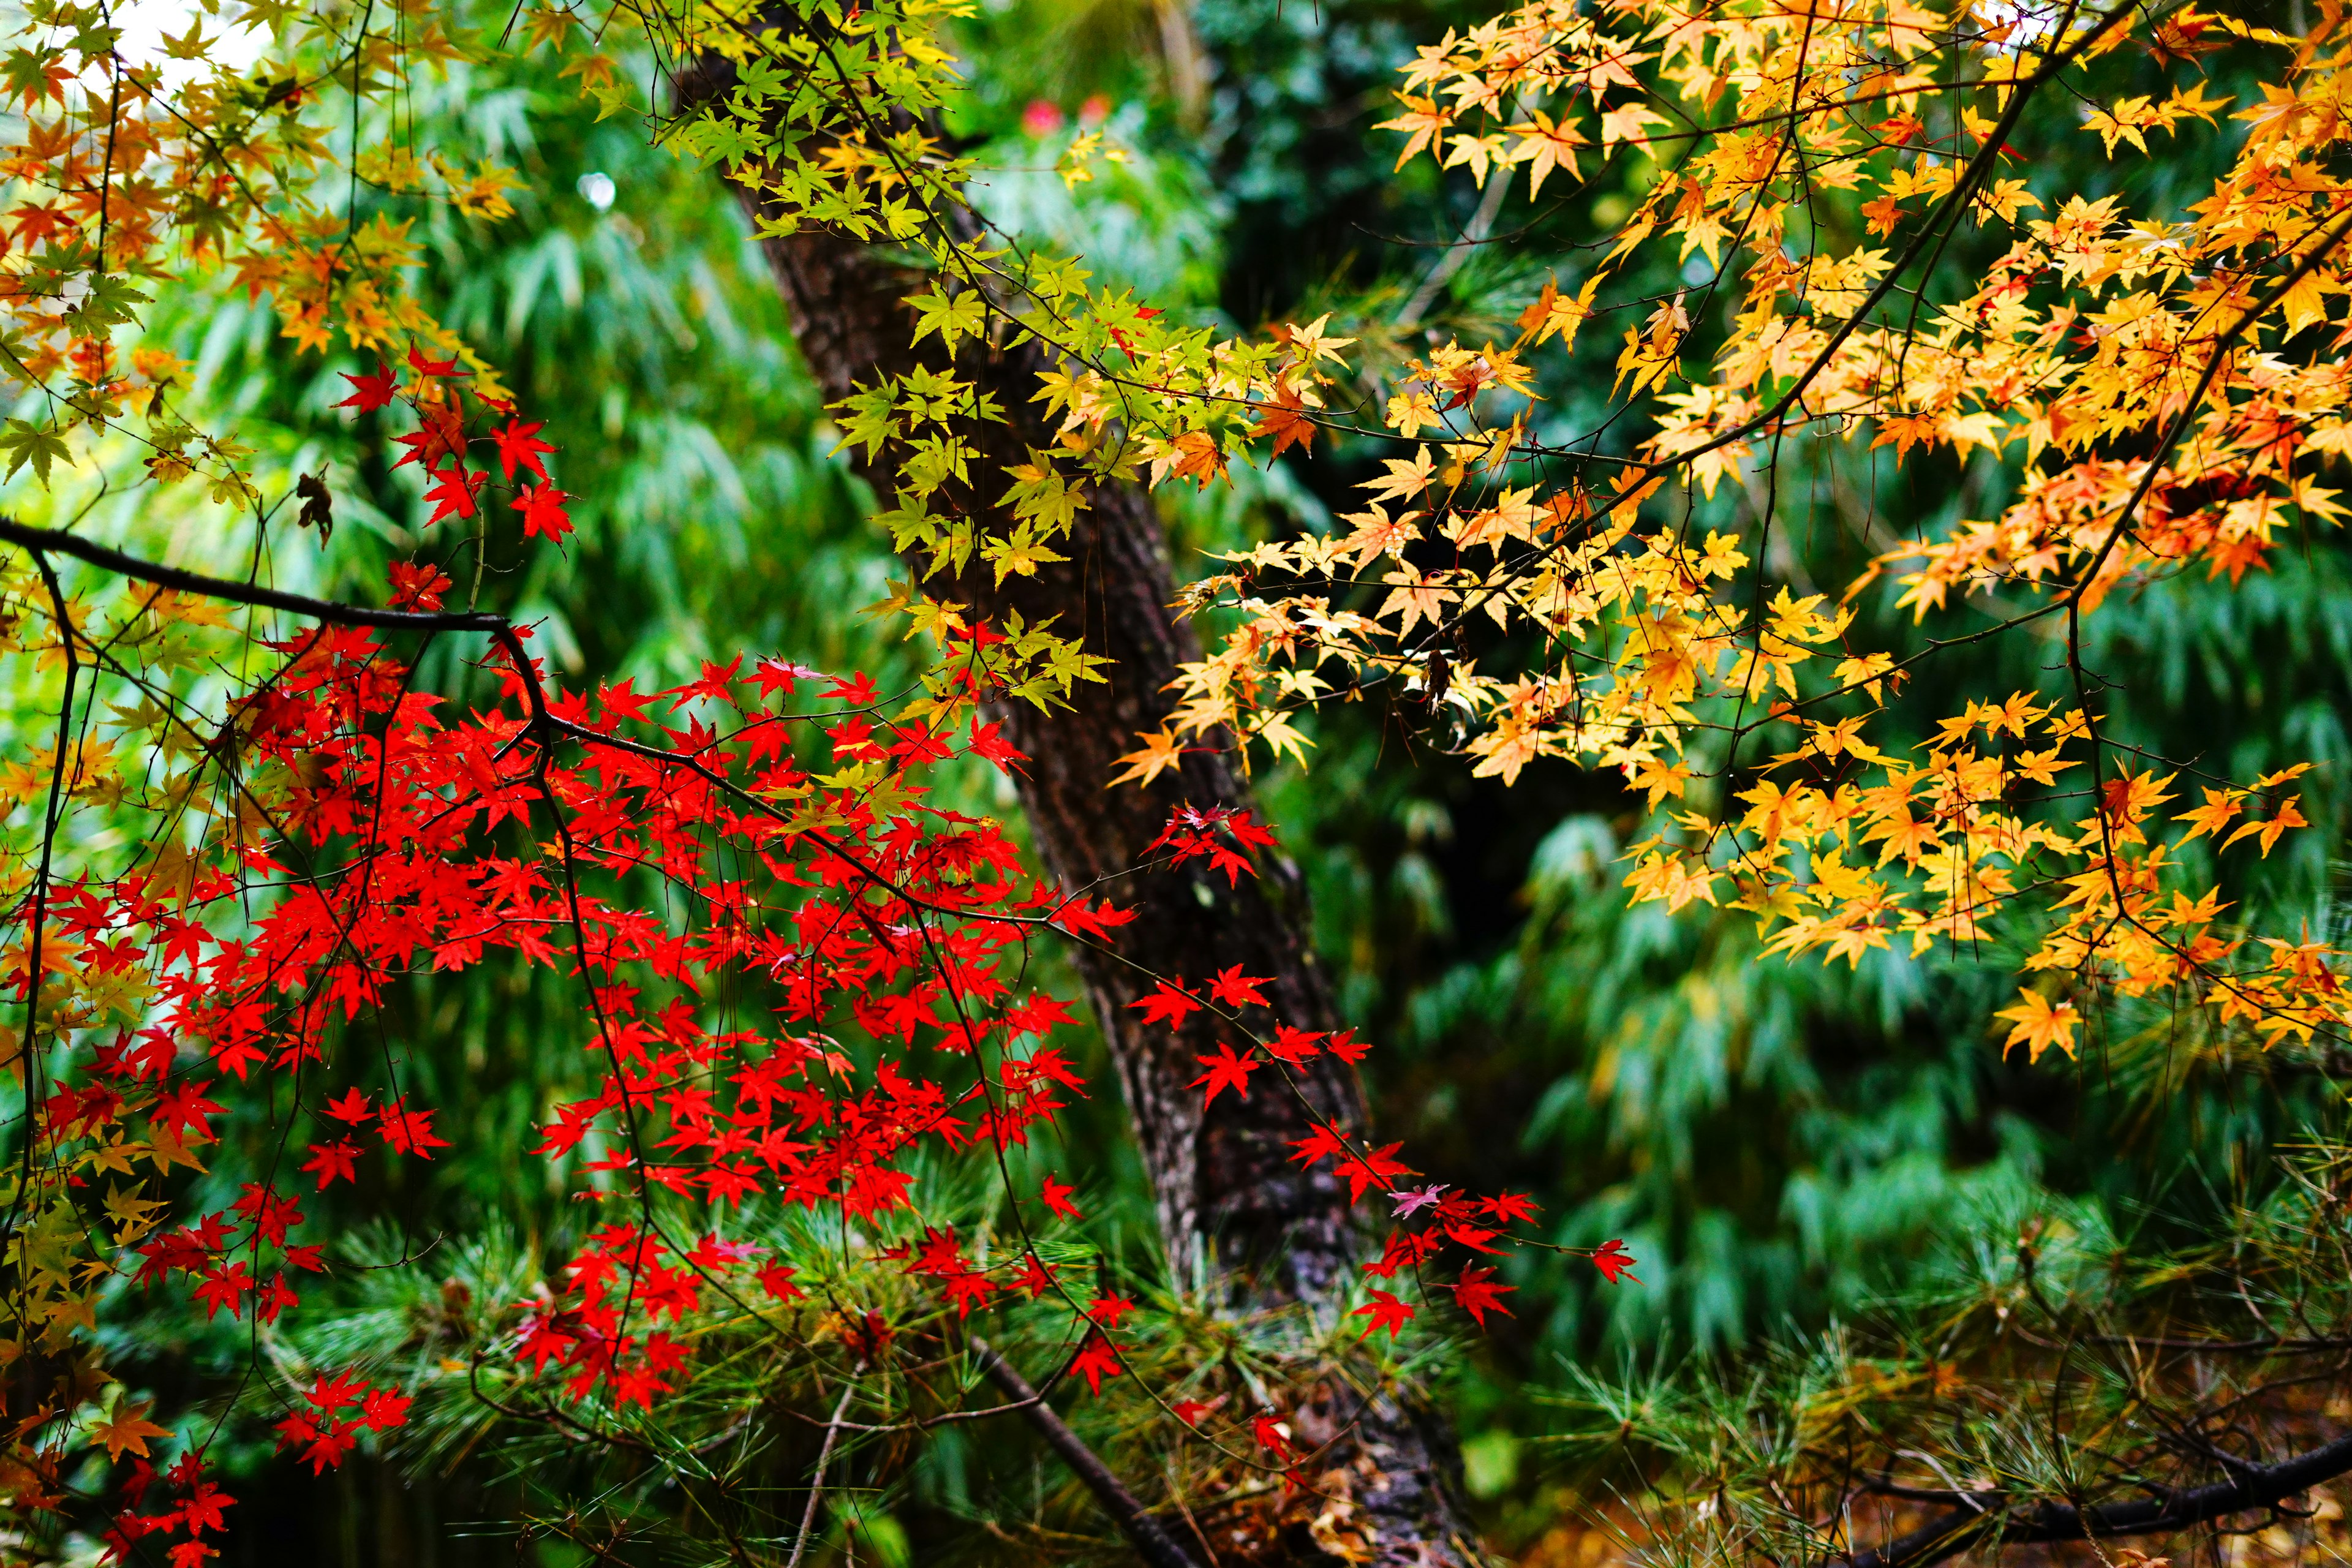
[676,56,1485,1568]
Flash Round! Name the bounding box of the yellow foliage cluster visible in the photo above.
[1136,1,2352,1057]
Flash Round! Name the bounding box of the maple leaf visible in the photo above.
[1995,989,2080,1063]
[1039,1174,1082,1218]
[1265,1025,1325,1063]
[1172,1398,1218,1427]
[492,417,555,481]
[1249,388,1317,458]
[1444,1223,1506,1254]
[424,464,484,525]
[1353,1287,1417,1338]
[181,1481,233,1532]
[87,1398,169,1462]
[307,1370,366,1412]
[1449,1265,1517,1327]
[388,562,451,610]
[1252,1413,1293,1457]
[377,1098,448,1156]
[151,1080,224,1142]
[1188,1042,1261,1108]
[360,1387,412,1431]
[406,344,464,378]
[1477,1191,1539,1224]
[2223,798,2309,858]
[1591,1239,1640,1284]
[1011,1253,1059,1298]
[1207,965,1272,1009]
[1167,429,1227,485]
[1127,981,1204,1030]
[1087,1293,1137,1329]
[944,1272,995,1317]
[965,717,1029,774]
[1110,729,1185,788]
[513,483,573,541]
[322,1087,373,1125]
[1327,1028,1374,1064]
[1069,1333,1122,1395]
[1289,1123,1348,1166]
[2146,12,2228,67]
[1389,1183,1448,1217]
[334,363,397,412]
[1336,1143,1414,1202]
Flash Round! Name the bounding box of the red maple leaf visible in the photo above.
[1352,1287,1417,1339]
[360,1387,412,1431]
[753,656,821,699]
[293,1142,350,1189]
[387,561,450,610]
[944,1272,995,1317]
[1326,1028,1374,1064]
[1207,965,1272,1009]
[1477,1190,1540,1224]
[180,1482,233,1534]
[406,343,463,377]
[321,1087,372,1125]
[1449,1265,1517,1327]
[1011,1253,1058,1298]
[1592,1238,1641,1284]
[513,482,572,541]
[424,464,483,524]
[1252,1413,1292,1458]
[965,717,1029,774]
[1069,1333,1122,1395]
[1039,1174,1082,1218]
[377,1098,447,1157]
[1443,1223,1506,1255]
[1189,1042,1261,1108]
[1287,1122,1347,1167]
[491,417,554,481]
[150,1080,224,1142]
[334,362,396,412]
[1265,1025,1325,1063]
[1336,1142,1414,1203]
[1087,1293,1138,1329]
[1128,980,1204,1030]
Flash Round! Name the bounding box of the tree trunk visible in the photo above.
[676,57,1484,1568]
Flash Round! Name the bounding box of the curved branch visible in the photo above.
[0,517,507,635]
[1850,1430,2352,1568]
[969,1338,1202,1568]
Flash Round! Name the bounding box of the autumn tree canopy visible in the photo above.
[4,0,2352,1562]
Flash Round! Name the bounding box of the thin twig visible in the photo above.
[788,1376,861,1568]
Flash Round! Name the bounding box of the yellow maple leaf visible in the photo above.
[86,1398,169,1463]
[1996,989,2081,1063]
[1109,729,1184,790]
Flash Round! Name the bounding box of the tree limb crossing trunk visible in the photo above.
[676,55,1483,1568]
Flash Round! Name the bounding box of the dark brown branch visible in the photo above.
[970,1338,1202,1568]
[1849,1430,2352,1568]
[0,517,508,635]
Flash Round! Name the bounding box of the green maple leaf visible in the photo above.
[1,418,72,484]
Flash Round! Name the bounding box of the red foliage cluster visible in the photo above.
[7,366,1632,1540]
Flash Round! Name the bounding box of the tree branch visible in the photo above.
[0,517,507,635]
[969,1338,1202,1568]
[1849,1430,2352,1568]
